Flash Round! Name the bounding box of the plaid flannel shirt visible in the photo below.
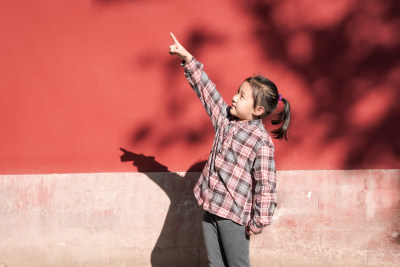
[182,58,277,234]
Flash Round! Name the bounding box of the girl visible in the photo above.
[169,33,290,267]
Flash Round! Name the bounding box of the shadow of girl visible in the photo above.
[120,148,208,266]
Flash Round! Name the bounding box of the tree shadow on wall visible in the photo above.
[241,0,400,168]
[120,148,208,267]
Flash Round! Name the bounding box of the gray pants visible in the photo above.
[202,211,251,267]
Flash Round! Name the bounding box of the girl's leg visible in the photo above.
[216,217,251,267]
[202,211,228,267]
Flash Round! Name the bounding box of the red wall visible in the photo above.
[1,0,399,174]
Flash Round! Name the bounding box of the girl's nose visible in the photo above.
[232,94,238,102]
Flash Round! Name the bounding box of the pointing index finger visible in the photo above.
[170,32,180,44]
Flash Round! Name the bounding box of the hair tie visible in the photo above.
[278,94,282,102]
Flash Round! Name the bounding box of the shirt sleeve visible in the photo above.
[181,58,228,129]
[247,142,277,234]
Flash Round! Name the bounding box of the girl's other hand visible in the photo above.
[169,32,193,63]
[246,226,255,236]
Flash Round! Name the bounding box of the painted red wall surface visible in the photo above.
[1,0,399,174]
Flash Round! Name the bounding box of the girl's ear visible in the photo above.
[253,105,265,117]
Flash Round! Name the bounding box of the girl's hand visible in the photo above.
[169,32,193,62]
[246,226,255,236]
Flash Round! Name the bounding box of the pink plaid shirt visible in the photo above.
[182,58,277,234]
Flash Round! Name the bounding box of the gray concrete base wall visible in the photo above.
[1,170,399,266]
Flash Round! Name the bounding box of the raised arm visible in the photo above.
[169,33,228,129]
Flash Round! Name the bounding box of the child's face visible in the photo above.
[230,81,259,121]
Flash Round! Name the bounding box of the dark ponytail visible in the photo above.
[246,76,291,141]
[271,97,290,140]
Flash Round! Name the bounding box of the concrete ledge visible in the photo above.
[0,170,399,266]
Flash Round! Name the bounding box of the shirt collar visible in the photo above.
[232,118,262,126]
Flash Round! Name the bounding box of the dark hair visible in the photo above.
[245,76,291,140]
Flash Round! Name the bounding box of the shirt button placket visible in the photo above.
[221,124,236,154]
